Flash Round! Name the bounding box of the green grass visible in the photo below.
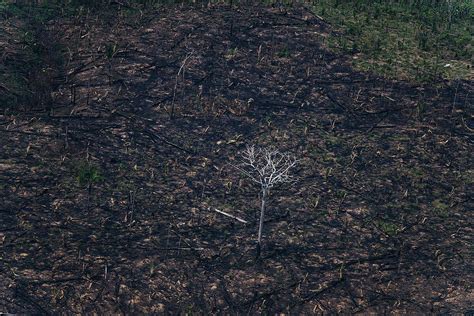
[311,0,473,82]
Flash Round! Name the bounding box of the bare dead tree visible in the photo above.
[232,145,298,257]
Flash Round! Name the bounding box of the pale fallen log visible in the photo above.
[209,207,248,224]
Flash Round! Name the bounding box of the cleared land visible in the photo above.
[1,3,473,314]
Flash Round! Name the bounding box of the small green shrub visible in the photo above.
[432,199,450,217]
[375,219,399,236]
[277,47,291,58]
[224,47,238,60]
[105,43,118,59]
[75,161,103,186]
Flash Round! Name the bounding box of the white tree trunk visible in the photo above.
[257,188,267,246]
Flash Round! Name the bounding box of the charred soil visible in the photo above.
[0,3,473,314]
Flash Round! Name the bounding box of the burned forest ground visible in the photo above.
[1,3,473,314]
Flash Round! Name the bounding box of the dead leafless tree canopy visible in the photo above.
[232,145,299,256]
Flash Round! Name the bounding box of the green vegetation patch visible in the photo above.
[311,0,473,82]
[74,161,103,187]
[374,219,400,236]
[432,199,450,217]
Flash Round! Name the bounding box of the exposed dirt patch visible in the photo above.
[0,3,473,314]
